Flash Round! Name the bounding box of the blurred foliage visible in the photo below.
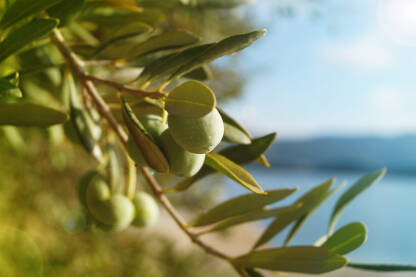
[0,133,233,276]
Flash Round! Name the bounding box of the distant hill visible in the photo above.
[266,135,416,174]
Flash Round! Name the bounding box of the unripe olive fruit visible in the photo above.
[139,114,168,140]
[86,177,135,228]
[132,192,159,227]
[168,108,224,154]
[159,129,205,177]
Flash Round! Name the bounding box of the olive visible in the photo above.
[139,114,168,141]
[168,108,224,154]
[132,192,159,227]
[86,177,135,228]
[159,129,205,177]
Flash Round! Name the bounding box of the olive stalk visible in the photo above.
[50,28,233,263]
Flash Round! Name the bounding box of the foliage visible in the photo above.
[0,0,414,276]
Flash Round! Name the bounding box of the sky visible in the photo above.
[222,0,416,139]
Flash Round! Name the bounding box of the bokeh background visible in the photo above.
[1,0,416,276]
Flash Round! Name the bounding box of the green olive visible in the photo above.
[168,108,224,154]
[159,129,205,177]
[139,114,168,141]
[126,137,147,167]
[86,177,135,228]
[132,192,159,227]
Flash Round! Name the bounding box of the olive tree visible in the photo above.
[0,0,415,276]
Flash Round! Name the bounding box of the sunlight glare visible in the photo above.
[378,0,416,46]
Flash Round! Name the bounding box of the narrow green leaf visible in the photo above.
[0,103,68,126]
[348,263,416,272]
[329,168,386,234]
[254,178,335,249]
[189,188,297,227]
[0,77,16,91]
[233,266,265,277]
[202,205,300,234]
[170,29,266,80]
[47,0,85,27]
[283,180,347,246]
[166,80,216,118]
[121,97,169,173]
[138,43,214,85]
[93,22,152,56]
[321,222,367,255]
[218,107,251,145]
[165,133,276,193]
[184,65,212,81]
[0,19,59,63]
[235,246,347,274]
[205,152,264,194]
[184,0,253,8]
[67,74,102,161]
[108,146,125,194]
[0,0,63,29]
[98,30,199,60]
[0,75,21,97]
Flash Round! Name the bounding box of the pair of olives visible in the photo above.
[78,171,159,231]
[127,108,224,178]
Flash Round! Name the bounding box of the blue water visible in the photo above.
[218,167,416,264]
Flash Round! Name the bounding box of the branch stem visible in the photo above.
[50,28,232,263]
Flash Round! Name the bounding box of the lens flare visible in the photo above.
[378,0,416,46]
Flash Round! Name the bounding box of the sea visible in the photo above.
[220,166,416,265]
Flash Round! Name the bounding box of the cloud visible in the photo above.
[362,87,416,134]
[318,36,395,71]
[378,0,416,46]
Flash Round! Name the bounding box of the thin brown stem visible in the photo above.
[50,27,232,263]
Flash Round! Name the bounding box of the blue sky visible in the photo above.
[222,0,416,139]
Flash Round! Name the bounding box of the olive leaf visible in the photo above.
[218,107,270,166]
[235,246,347,274]
[184,65,212,81]
[348,263,416,272]
[165,133,276,193]
[283,180,347,246]
[188,188,297,227]
[66,73,103,161]
[0,77,16,91]
[165,80,216,118]
[233,266,265,277]
[253,178,335,249]
[47,0,85,27]
[0,102,67,127]
[111,101,163,122]
[0,75,21,98]
[218,107,251,145]
[0,0,63,29]
[205,152,264,194]
[93,22,152,56]
[201,204,300,234]
[328,168,386,234]
[121,97,169,173]
[320,222,367,255]
[137,43,214,85]
[170,29,266,80]
[0,18,59,63]
[97,30,199,60]
[108,146,125,194]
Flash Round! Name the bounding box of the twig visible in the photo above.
[50,28,232,263]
